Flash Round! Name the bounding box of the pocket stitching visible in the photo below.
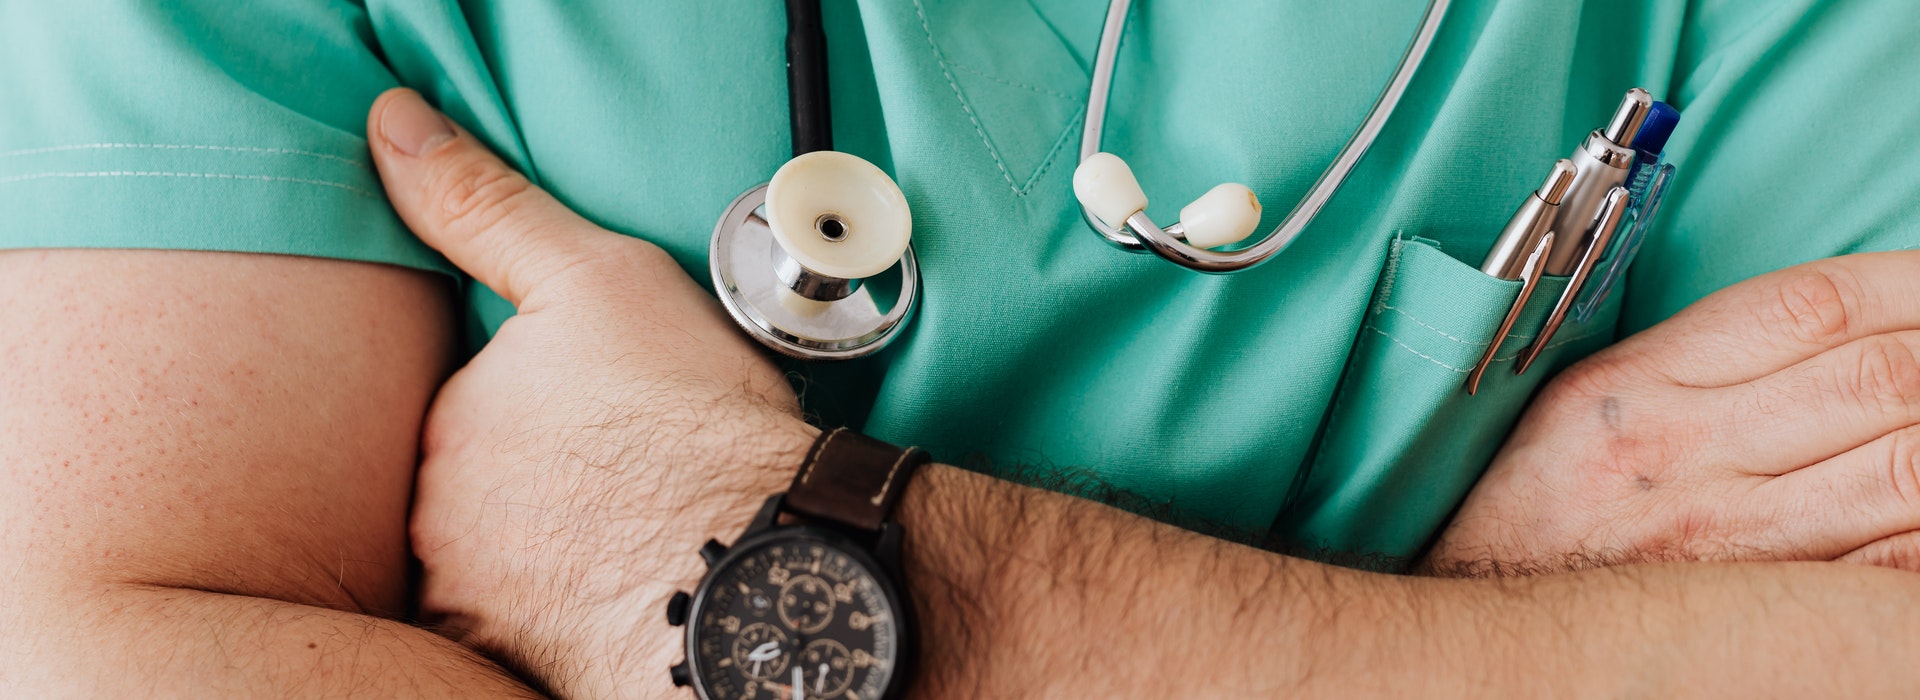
[1364,323,1612,374]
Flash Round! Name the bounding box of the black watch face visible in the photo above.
[690,530,902,700]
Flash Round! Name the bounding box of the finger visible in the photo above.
[367,88,620,308]
[1704,330,1920,475]
[1840,530,1920,572]
[1614,252,1920,388]
[1754,423,1920,558]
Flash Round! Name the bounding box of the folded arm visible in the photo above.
[360,90,1920,699]
[900,463,1920,698]
[0,250,536,696]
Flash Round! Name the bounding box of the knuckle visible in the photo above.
[1864,536,1920,572]
[1759,266,1859,347]
[1883,426,1920,509]
[1842,335,1920,415]
[431,154,540,237]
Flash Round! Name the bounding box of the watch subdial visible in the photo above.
[799,639,856,698]
[777,574,836,634]
[731,622,790,681]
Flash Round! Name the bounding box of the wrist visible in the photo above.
[475,412,820,698]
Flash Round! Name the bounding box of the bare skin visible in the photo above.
[365,88,1920,699]
[0,250,537,696]
[1430,254,1920,574]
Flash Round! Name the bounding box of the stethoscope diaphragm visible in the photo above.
[709,152,919,361]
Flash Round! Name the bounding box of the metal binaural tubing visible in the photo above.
[1078,0,1452,273]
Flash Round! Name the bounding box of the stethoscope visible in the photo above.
[711,0,1451,360]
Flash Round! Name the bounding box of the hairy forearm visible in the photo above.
[900,464,1920,698]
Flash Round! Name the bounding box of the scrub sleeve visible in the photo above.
[0,1,449,275]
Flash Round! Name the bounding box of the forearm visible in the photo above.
[902,464,1920,698]
[3,582,538,696]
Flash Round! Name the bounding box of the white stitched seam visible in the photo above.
[945,60,1080,101]
[0,171,380,199]
[1362,324,1609,374]
[912,0,1020,193]
[1371,237,1406,315]
[0,143,366,167]
[1017,104,1085,196]
[1376,303,1539,347]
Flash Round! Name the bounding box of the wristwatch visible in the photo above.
[668,428,930,700]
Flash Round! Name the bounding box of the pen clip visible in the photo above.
[1514,186,1631,375]
[1466,230,1554,395]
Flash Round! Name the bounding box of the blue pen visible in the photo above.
[1625,100,1680,201]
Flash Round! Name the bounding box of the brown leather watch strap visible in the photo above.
[784,428,930,532]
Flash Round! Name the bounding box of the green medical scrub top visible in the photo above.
[6,0,1919,567]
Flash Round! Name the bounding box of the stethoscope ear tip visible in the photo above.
[1180,183,1262,249]
[1073,153,1263,250]
[1073,152,1148,230]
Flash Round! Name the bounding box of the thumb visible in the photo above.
[368,87,618,308]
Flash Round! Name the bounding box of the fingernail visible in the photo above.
[381,90,456,156]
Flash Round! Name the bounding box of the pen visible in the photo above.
[1624,100,1679,199]
[1480,159,1576,279]
[1467,88,1669,394]
[1466,160,1576,394]
[1544,88,1650,275]
[1514,185,1630,374]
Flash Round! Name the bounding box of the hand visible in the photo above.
[366,89,818,696]
[1429,251,1920,575]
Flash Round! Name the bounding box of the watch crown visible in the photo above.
[699,539,728,567]
[665,590,691,626]
[670,660,692,687]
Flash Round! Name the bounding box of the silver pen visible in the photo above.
[1480,159,1576,279]
[1514,185,1630,374]
[1544,88,1650,275]
[1467,160,1576,394]
[1466,88,1654,394]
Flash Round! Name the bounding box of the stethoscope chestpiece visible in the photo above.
[710,151,919,361]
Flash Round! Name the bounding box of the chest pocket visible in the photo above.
[1274,236,1622,565]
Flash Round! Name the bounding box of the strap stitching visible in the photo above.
[870,448,917,507]
[797,427,843,486]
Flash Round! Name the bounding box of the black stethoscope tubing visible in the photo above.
[784,0,832,157]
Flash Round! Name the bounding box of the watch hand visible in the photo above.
[793,665,804,700]
[816,663,827,692]
[748,641,783,662]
